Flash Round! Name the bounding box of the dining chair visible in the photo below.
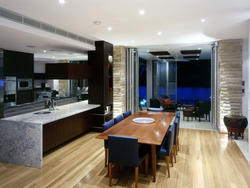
[102,120,115,167]
[175,113,180,151]
[147,107,164,112]
[114,114,124,124]
[108,135,150,188]
[123,110,132,119]
[173,117,180,159]
[156,122,175,177]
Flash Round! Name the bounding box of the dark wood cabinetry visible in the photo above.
[17,90,33,104]
[88,41,113,131]
[43,110,93,153]
[4,50,34,78]
[45,63,93,79]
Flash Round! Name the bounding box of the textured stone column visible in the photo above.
[218,39,243,133]
[113,46,126,117]
[58,60,69,96]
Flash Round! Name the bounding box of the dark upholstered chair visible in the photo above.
[183,109,193,121]
[175,112,180,151]
[196,101,211,122]
[108,135,150,188]
[173,117,180,158]
[114,114,124,124]
[123,110,132,119]
[150,99,161,108]
[102,120,115,167]
[147,107,164,112]
[161,103,176,112]
[156,123,175,177]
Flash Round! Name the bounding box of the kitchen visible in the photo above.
[0,40,114,168]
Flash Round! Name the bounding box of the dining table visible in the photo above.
[95,110,175,182]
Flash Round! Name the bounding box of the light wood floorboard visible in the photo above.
[0,129,250,188]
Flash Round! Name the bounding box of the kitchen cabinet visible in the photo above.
[88,41,113,131]
[43,109,93,153]
[4,50,34,78]
[17,90,33,104]
[45,63,93,79]
[34,73,46,80]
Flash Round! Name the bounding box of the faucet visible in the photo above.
[46,99,56,111]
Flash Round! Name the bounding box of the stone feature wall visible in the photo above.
[58,60,69,97]
[218,39,243,132]
[113,46,126,117]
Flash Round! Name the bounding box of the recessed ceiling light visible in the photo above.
[94,21,101,25]
[198,48,201,50]
[139,10,145,15]
[147,50,149,52]
[132,41,134,43]
[196,58,198,60]
[43,50,46,52]
[158,32,161,35]
[53,56,55,58]
[201,19,205,22]
[59,0,65,4]
[108,27,112,30]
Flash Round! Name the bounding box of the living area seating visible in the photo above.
[108,135,150,188]
[158,97,176,112]
[195,101,211,122]
[147,107,164,112]
[183,108,194,121]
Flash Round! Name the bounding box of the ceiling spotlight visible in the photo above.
[201,19,205,22]
[53,56,55,58]
[94,21,101,25]
[59,0,65,4]
[108,27,112,30]
[147,50,149,52]
[196,58,198,60]
[43,50,46,52]
[198,48,201,50]
[139,10,145,15]
[157,32,161,35]
[132,41,134,43]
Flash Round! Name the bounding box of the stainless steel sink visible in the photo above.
[34,111,51,115]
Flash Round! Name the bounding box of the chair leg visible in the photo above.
[174,144,178,155]
[109,163,112,186]
[135,167,138,188]
[145,156,148,177]
[173,146,177,163]
[177,136,180,151]
[105,149,108,167]
[170,150,173,167]
[140,163,142,174]
[166,156,170,178]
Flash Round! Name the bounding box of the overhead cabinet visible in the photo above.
[45,63,93,79]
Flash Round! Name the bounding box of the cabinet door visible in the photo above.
[3,50,17,76]
[18,53,34,78]
[17,90,33,104]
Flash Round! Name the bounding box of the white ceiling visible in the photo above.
[0,0,249,61]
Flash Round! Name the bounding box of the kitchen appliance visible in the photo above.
[18,78,32,90]
[4,76,16,107]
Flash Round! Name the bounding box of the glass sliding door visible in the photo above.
[153,61,177,100]
[126,48,139,113]
[211,43,218,128]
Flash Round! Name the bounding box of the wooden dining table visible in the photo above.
[95,110,175,182]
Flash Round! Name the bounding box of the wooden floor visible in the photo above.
[1,129,250,188]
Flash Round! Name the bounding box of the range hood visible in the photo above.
[45,63,93,79]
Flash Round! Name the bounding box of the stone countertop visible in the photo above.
[1,100,100,125]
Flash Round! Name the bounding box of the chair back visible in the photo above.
[114,114,124,124]
[123,110,132,119]
[174,117,180,144]
[108,135,139,167]
[176,112,180,118]
[147,107,164,112]
[150,99,161,108]
[102,120,115,148]
[198,101,210,114]
[164,123,175,156]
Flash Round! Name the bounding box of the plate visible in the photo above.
[133,118,155,124]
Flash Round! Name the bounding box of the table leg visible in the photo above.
[151,145,156,182]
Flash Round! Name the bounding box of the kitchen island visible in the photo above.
[0,100,100,168]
